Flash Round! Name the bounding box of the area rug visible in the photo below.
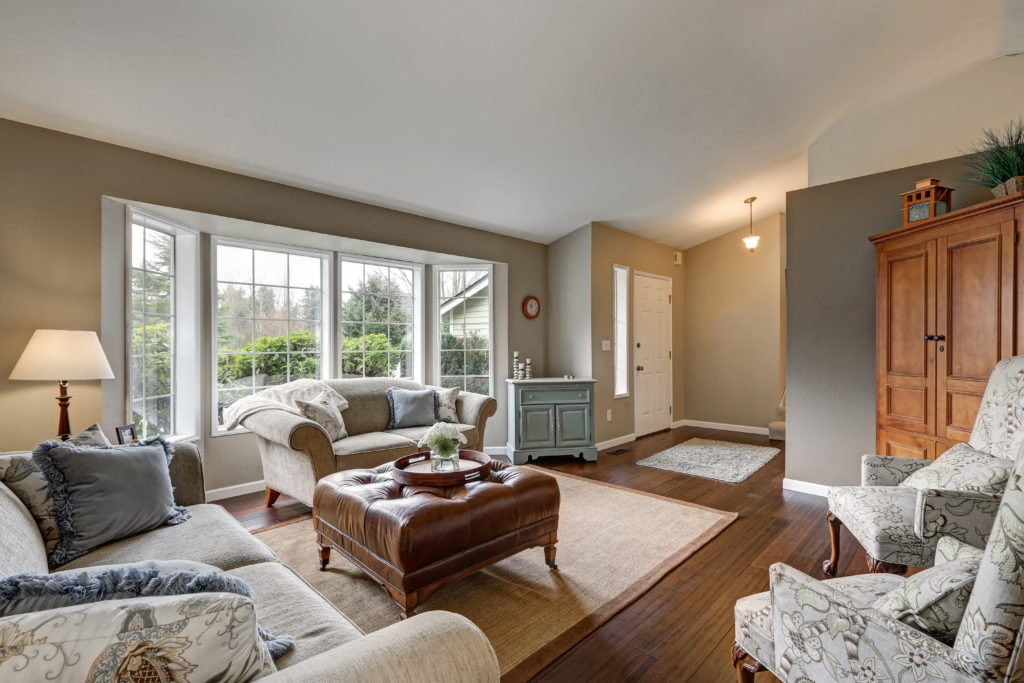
[636,437,780,483]
[254,467,735,681]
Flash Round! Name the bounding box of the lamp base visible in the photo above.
[56,380,72,441]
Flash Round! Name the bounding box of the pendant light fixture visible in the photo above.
[742,196,760,252]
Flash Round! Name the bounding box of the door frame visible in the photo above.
[632,270,673,436]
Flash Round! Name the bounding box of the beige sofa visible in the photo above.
[0,441,499,682]
[243,378,498,507]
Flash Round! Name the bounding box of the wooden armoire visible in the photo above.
[871,192,1024,460]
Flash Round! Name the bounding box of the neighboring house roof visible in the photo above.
[439,273,488,315]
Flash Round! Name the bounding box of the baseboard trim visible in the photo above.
[483,446,509,457]
[670,419,687,429]
[597,433,636,451]
[679,419,770,436]
[782,478,830,498]
[206,480,265,502]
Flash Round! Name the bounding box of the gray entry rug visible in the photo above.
[636,438,780,483]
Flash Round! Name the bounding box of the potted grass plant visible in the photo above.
[966,118,1024,197]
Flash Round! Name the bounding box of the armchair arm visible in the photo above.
[456,392,498,449]
[914,488,1001,551]
[168,440,205,506]
[264,611,499,682]
[769,563,970,681]
[861,454,930,486]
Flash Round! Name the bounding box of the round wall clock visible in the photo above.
[523,295,541,319]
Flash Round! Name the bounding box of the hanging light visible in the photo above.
[742,196,760,252]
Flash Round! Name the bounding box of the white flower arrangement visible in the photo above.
[418,422,467,458]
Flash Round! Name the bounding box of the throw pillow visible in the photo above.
[935,535,985,565]
[0,559,295,659]
[296,390,348,441]
[953,481,1024,679]
[32,438,191,567]
[0,452,60,556]
[67,423,111,447]
[899,442,1013,494]
[871,553,981,644]
[0,592,276,681]
[386,387,437,429]
[429,385,460,423]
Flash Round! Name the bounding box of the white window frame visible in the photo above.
[433,264,495,396]
[612,263,630,398]
[125,208,200,440]
[336,253,425,384]
[210,236,333,435]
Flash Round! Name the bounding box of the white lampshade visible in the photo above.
[9,330,114,381]
[742,234,761,251]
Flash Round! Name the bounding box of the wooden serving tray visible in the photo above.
[391,450,492,487]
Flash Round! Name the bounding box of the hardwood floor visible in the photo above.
[220,425,877,682]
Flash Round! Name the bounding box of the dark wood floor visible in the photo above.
[221,425,878,683]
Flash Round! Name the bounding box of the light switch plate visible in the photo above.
[606,409,612,421]
[601,339,611,351]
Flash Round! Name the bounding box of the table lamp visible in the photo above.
[9,329,115,440]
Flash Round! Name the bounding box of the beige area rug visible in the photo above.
[255,468,736,681]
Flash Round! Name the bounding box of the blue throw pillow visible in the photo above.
[32,437,191,567]
[386,387,439,429]
[0,560,295,658]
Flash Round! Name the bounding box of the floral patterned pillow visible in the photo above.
[0,593,275,682]
[871,554,980,644]
[0,452,59,558]
[899,442,1013,495]
[296,390,348,441]
[430,386,460,423]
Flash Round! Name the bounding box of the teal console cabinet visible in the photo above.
[506,378,598,465]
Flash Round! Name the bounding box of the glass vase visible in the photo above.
[430,449,460,473]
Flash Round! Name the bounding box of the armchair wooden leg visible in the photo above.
[822,511,841,577]
[265,487,281,507]
[864,553,908,575]
[731,641,766,682]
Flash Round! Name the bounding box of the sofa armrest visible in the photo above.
[768,563,969,681]
[914,488,1001,550]
[457,392,498,447]
[241,409,335,482]
[264,611,499,682]
[169,440,206,506]
[861,453,930,486]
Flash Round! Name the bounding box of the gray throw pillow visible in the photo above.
[386,387,438,429]
[0,559,295,658]
[32,438,191,567]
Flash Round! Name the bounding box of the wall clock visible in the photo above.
[523,295,540,319]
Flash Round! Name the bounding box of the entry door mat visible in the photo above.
[636,438,780,483]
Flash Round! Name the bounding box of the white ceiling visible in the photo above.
[0,1,1013,247]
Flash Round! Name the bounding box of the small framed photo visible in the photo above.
[115,424,138,445]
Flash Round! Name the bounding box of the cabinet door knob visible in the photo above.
[577,393,583,398]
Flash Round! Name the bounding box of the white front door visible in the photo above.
[634,273,672,436]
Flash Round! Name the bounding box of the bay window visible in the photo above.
[436,266,492,395]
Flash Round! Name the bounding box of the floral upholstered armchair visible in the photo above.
[733,470,1024,682]
[823,355,1024,576]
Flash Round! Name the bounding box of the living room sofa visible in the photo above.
[243,378,498,506]
[0,441,500,682]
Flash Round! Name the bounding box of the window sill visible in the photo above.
[209,426,250,438]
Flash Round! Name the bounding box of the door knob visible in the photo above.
[934,334,946,341]
[636,365,644,371]
[923,334,934,341]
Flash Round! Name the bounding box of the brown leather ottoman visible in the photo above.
[313,460,560,617]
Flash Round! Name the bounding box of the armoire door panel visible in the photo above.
[935,220,1015,442]
[878,429,935,461]
[877,241,935,435]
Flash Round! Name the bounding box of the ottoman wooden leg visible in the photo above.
[318,544,331,571]
[544,543,558,570]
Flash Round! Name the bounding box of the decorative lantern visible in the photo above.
[900,178,953,225]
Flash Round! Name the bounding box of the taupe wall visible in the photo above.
[786,156,991,487]
[0,118,547,489]
[683,213,785,427]
[590,222,684,443]
[547,225,593,378]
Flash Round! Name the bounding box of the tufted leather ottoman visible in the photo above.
[313,460,560,617]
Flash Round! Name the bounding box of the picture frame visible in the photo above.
[115,423,138,445]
